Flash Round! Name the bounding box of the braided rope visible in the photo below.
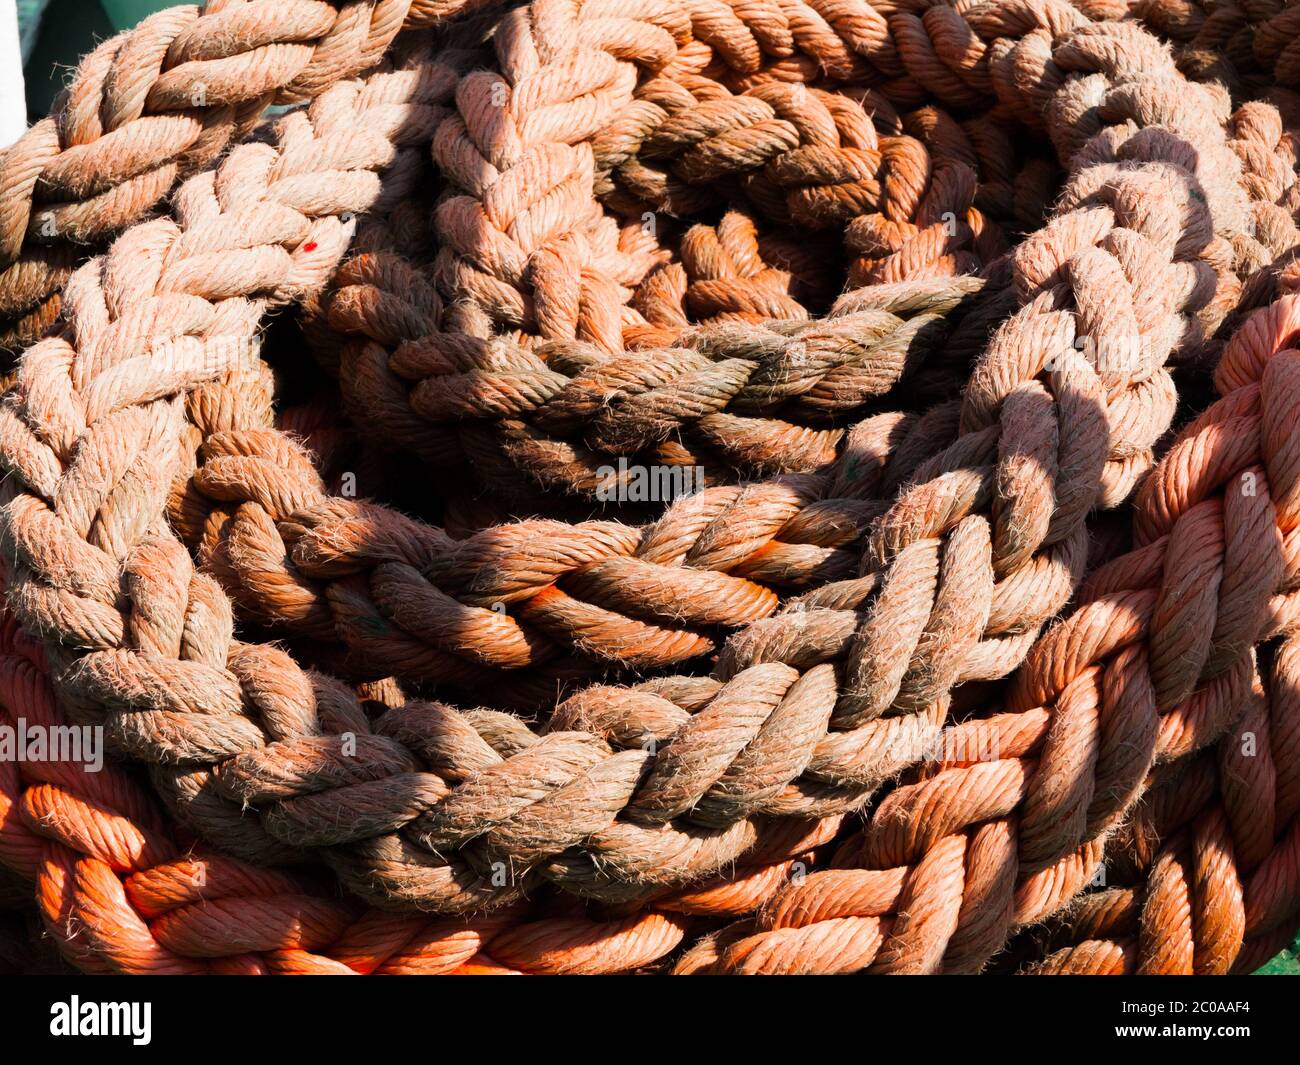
[811,5,1263,736]
[153,4,1299,690]
[0,13,859,912]
[1021,629,1300,975]
[4,1,1300,978]
[0,602,846,973]
[0,0,1055,350]
[324,240,1000,497]
[0,0,1243,355]
[174,279,1000,684]
[292,2,1293,708]
[326,4,1048,497]
[670,289,1300,974]
[0,0,1278,918]
[0,0,497,352]
[140,4,1037,682]
[179,0,1282,772]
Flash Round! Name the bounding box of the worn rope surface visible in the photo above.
[670,289,1300,974]
[155,1,1046,685]
[0,7,865,915]
[0,0,499,352]
[163,4,1299,694]
[1,602,848,973]
[0,1,1262,910]
[3,0,1300,975]
[177,279,1005,686]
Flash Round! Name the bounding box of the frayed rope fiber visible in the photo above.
[1,0,1300,974]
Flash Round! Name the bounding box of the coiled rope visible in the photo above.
[2,0,1300,975]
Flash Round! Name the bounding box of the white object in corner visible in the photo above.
[0,0,27,148]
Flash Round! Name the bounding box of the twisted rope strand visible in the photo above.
[0,17,853,911]
[5,0,1300,957]
[174,278,1006,684]
[671,288,1300,973]
[1020,630,1300,974]
[0,0,496,352]
[310,2,1281,709]
[327,3,1059,496]
[146,4,1035,681]
[0,2,1270,915]
[0,604,841,973]
[176,41,1300,687]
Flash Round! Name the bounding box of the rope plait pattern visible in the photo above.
[2,0,1300,974]
[149,0,1041,686]
[0,0,503,352]
[669,289,1300,974]
[0,32,831,949]
[148,2,1280,698]
[1,602,844,973]
[177,279,1006,688]
[0,1,1253,899]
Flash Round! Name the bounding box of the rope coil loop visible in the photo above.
[1,0,1300,975]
